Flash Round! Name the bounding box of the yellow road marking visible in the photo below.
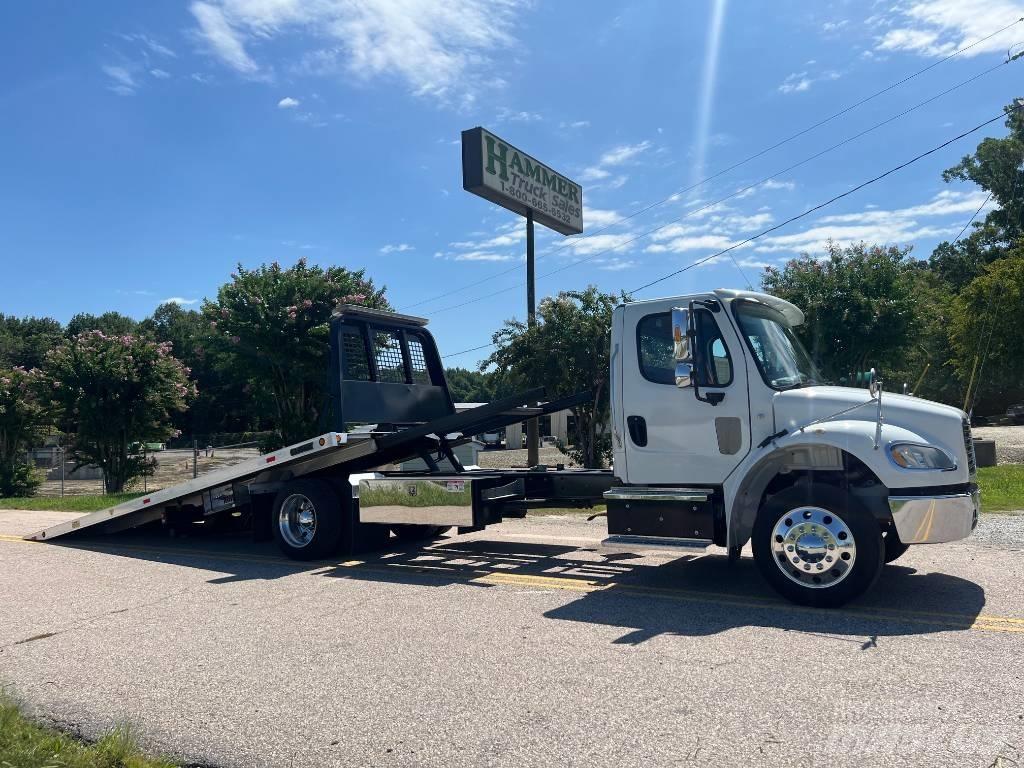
[2,534,1022,633]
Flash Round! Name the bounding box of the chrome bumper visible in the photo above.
[888,486,980,544]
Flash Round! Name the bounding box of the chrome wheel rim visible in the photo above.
[279,494,317,548]
[770,506,856,589]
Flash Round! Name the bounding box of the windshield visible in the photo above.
[733,300,823,390]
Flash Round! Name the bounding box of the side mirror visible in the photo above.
[671,307,693,389]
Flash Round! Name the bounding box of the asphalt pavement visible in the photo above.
[1,510,1022,767]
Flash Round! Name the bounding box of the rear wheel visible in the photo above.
[272,480,343,560]
[392,524,451,542]
[752,483,883,608]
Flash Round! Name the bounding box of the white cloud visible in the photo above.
[497,107,542,122]
[874,0,1024,58]
[560,120,590,129]
[278,96,300,109]
[752,189,991,254]
[761,179,796,191]
[565,233,634,256]
[102,65,138,95]
[584,208,623,228]
[379,243,414,254]
[150,68,171,79]
[190,2,259,75]
[580,166,611,182]
[120,33,177,58]
[451,250,515,262]
[189,0,526,100]
[645,234,737,254]
[823,20,849,33]
[162,297,199,305]
[599,141,652,166]
[778,69,841,94]
[596,257,637,271]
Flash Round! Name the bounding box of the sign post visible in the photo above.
[462,127,583,466]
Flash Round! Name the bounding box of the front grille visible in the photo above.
[962,418,977,475]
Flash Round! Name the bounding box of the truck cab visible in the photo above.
[609,289,979,606]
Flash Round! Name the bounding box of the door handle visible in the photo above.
[626,415,648,447]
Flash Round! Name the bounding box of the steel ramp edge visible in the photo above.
[24,432,362,542]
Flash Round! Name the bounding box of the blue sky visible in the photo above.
[2,0,1023,366]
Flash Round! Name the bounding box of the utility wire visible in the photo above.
[951,193,993,245]
[429,60,1019,317]
[405,17,1024,313]
[443,105,1022,361]
[630,105,1021,294]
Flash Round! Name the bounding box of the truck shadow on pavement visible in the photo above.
[320,537,987,642]
[51,532,987,642]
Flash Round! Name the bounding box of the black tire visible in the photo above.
[271,479,343,560]
[882,530,910,564]
[391,524,451,542]
[752,483,884,608]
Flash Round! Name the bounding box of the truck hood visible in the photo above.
[773,386,969,468]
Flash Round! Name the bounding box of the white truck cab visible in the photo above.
[609,289,979,606]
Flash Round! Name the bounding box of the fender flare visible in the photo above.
[727,420,921,549]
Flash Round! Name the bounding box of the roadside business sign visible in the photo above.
[461,126,583,236]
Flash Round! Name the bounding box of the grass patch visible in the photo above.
[977,465,1024,513]
[0,493,144,512]
[0,693,175,768]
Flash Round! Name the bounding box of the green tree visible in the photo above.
[0,315,64,370]
[931,99,1024,290]
[484,286,624,468]
[949,251,1024,415]
[203,259,389,447]
[66,311,139,338]
[762,242,921,382]
[46,332,194,492]
[140,302,257,437]
[0,367,53,496]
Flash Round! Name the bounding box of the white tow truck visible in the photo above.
[30,291,979,607]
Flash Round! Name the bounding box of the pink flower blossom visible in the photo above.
[302,299,312,308]
[210,321,217,329]
[221,308,229,318]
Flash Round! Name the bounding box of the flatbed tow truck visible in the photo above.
[29,291,980,607]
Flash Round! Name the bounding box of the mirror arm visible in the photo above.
[688,300,724,407]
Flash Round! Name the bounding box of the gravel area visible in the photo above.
[474,446,579,469]
[967,510,1024,548]
[972,425,1024,464]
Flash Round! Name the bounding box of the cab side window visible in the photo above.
[637,313,675,384]
[637,311,732,387]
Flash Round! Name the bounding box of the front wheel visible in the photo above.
[752,484,883,608]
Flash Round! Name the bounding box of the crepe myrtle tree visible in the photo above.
[46,332,194,493]
[203,259,389,448]
[484,286,626,469]
[0,367,53,496]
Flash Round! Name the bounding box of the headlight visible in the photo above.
[888,442,956,470]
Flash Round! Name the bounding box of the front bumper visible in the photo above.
[888,485,980,544]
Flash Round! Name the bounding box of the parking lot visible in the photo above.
[1,510,1022,767]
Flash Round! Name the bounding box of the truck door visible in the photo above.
[619,299,750,485]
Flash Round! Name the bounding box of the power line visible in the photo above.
[951,193,993,245]
[404,17,1024,313]
[428,59,1019,316]
[442,104,1021,362]
[630,105,1021,294]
